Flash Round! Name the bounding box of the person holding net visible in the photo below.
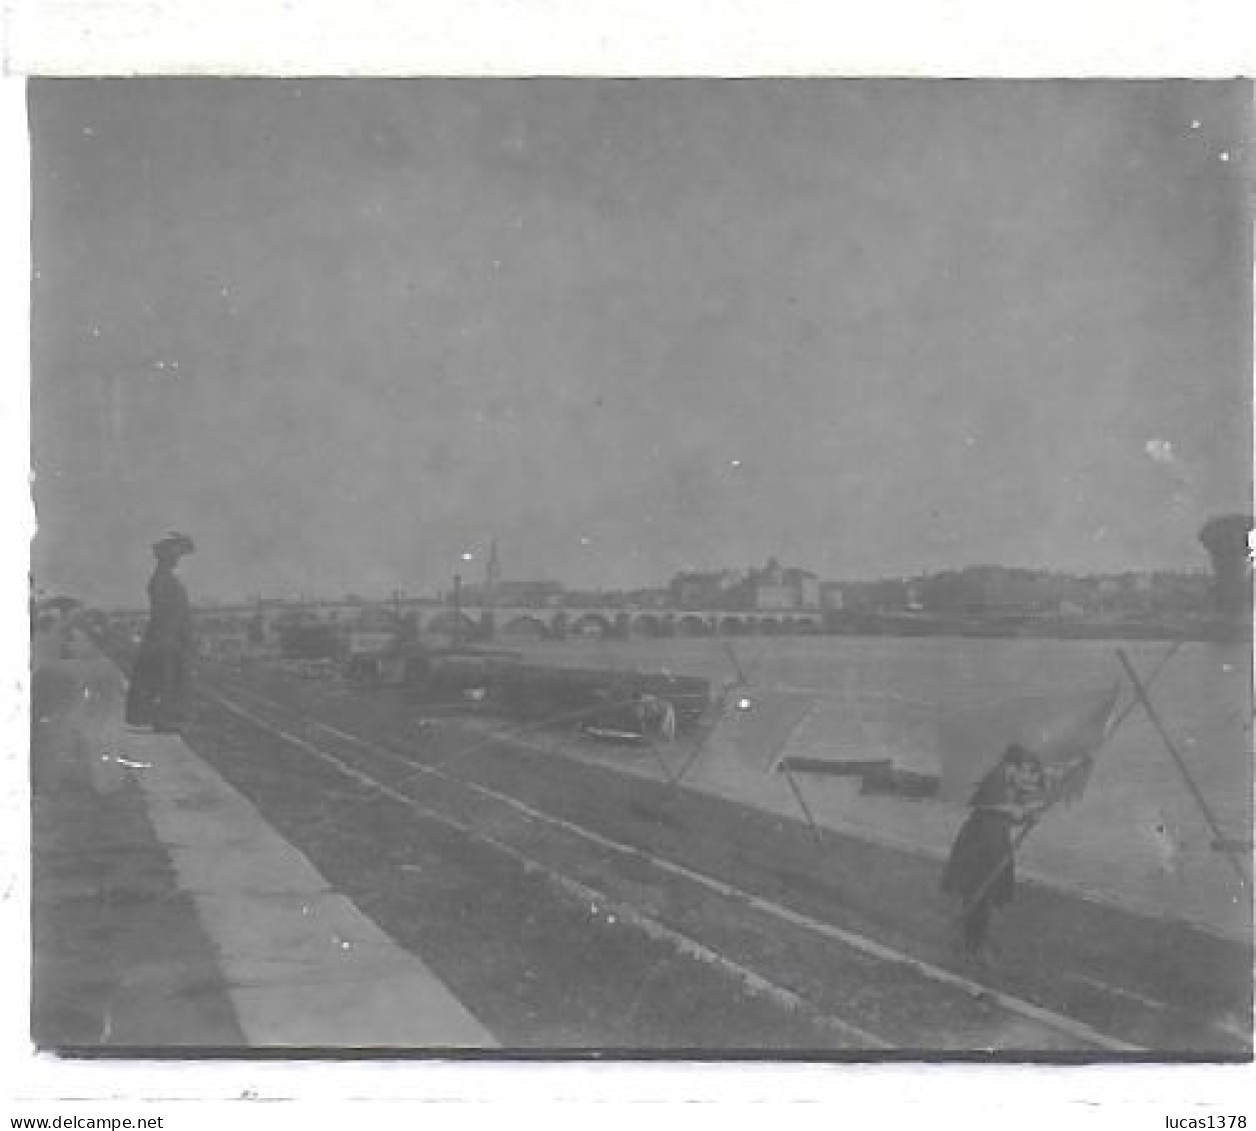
[941,743,1048,958]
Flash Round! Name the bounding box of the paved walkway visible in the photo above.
[31,634,497,1049]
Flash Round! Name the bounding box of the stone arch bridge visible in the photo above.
[110,602,826,642]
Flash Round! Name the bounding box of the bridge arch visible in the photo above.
[719,616,750,636]
[676,614,712,637]
[570,612,614,639]
[426,610,478,638]
[757,617,781,635]
[631,613,668,638]
[351,604,402,632]
[500,614,551,640]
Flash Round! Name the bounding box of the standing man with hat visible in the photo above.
[125,532,196,734]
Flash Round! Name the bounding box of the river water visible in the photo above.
[513,634,1253,939]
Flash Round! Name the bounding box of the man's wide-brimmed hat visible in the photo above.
[153,531,195,556]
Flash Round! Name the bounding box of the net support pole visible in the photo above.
[781,764,827,851]
[722,640,749,685]
[644,737,675,784]
[666,705,727,793]
[1105,641,1181,739]
[1116,648,1250,890]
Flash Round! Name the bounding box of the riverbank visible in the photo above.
[501,633,1253,942]
[190,655,1252,1054]
[67,625,1253,1052]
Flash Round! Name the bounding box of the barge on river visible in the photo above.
[347,638,711,735]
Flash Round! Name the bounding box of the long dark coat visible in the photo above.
[125,564,193,730]
[940,766,1019,908]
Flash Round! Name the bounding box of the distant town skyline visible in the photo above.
[31,79,1252,608]
[95,552,1220,613]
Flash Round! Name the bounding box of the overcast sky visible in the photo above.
[30,79,1252,607]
